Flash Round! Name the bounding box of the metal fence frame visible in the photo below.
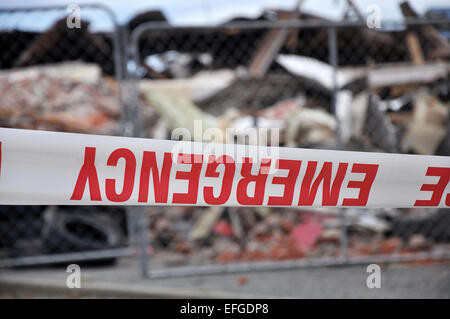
[128,19,450,278]
[0,6,449,276]
[0,4,135,268]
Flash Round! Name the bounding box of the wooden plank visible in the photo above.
[248,1,304,77]
[400,2,450,60]
[405,31,425,64]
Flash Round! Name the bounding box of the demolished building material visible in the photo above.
[401,1,450,60]
[401,89,449,154]
[0,62,120,134]
[6,18,115,75]
[1,1,449,267]
[248,1,305,77]
[367,61,449,88]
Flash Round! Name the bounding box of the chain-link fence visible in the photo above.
[0,5,133,267]
[0,4,449,277]
[127,17,450,277]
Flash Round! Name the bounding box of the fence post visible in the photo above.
[328,25,349,262]
[122,29,150,278]
[327,25,340,148]
[137,207,150,278]
[0,5,134,267]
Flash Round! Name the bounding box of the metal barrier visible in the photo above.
[128,19,450,278]
[0,5,449,277]
[0,4,134,267]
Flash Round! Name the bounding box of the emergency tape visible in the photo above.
[0,127,449,207]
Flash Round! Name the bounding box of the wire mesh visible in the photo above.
[128,18,450,277]
[0,5,132,267]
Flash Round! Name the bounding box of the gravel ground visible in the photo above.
[0,257,449,298]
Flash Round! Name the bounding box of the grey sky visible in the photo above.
[0,0,448,30]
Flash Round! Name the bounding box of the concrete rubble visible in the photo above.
[0,0,449,265]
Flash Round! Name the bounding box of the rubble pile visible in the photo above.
[0,63,120,134]
[0,0,449,264]
[146,206,450,266]
[136,1,450,266]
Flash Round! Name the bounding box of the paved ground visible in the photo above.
[0,257,449,298]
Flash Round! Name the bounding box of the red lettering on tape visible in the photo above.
[414,167,450,207]
[342,163,379,206]
[298,161,348,206]
[105,148,136,202]
[138,152,172,203]
[237,157,271,205]
[268,159,301,206]
[71,147,102,201]
[204,155,235,205]
[172,154,203,204]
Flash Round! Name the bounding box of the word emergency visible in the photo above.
[70,147,449,207]
[0,128,448,207]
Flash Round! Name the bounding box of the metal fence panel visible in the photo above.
[128,19,450,278]
[0,5,134,267]
[0,7,449,276]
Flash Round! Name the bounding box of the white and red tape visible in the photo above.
[0,127,449,207]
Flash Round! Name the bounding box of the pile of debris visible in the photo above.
[137,1,450,155]
[0,0,448,265]
[0,17,116,75]
[147,205,450,266]
[0,62,121,134]
[137,1,450,265]
[135,2,449,79]
[141,52,450,153]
